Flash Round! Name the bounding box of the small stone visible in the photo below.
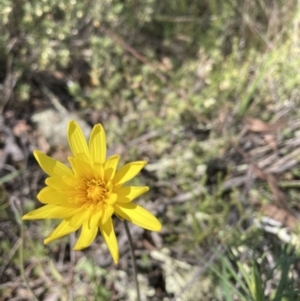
[31,109,91,148]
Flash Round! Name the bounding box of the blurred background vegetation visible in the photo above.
[1,0,300,300]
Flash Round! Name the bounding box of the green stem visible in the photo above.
[123,220,141,301]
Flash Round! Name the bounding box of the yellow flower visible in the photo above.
[23,120,161,263]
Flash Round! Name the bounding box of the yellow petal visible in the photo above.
[75,152,92,164]
[114,203,161,231]
[113,161,147,186]
[104,155,120,182]
[67,120,90,158]
[45,177,73,191]
[62,175,79,187]
[69,208,91,228]
[101,205,114,225]
[37,187,79,207]
[44,219,80,244]
[22,204,81,220]
[106,193,118,205]
[68,157,93,178]
[34,150,73,177]
[114,186,149,203]
[99,218,119,264]
[93,163,104,180]
[89,124,106,164]
[73,221,98,250]
[89,209,102,230]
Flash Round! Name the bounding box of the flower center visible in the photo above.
[86,179,108,203]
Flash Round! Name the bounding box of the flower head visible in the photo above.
[23,120,161,263]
